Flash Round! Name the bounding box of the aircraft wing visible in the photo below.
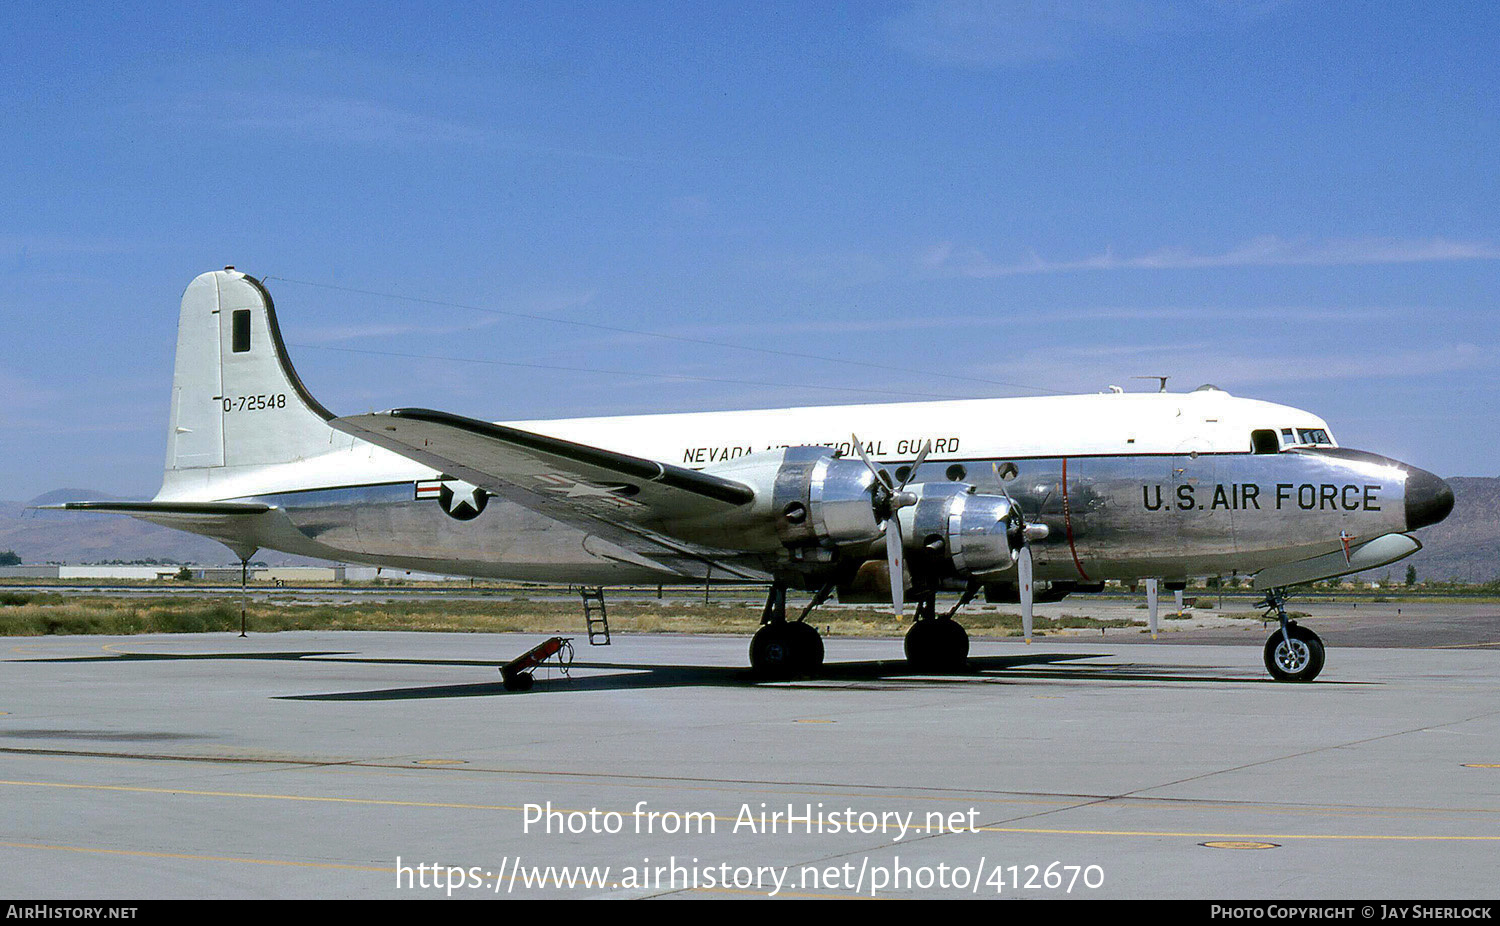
[330,408,767,580]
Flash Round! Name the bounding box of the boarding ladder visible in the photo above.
[580,586,610,645]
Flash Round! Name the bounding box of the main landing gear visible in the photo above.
[1260,588,1325,682]
[903,589,972,673]
[749,584,826,679]
[748,583,979,678]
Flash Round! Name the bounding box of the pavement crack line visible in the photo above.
[1115,704,1500,801]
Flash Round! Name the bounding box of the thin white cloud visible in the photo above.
[276,286,598,344]
[991,342,1486,393]
[672,304,1404,339]
[214,96,488,146]
[296,316,500,345]
[164,93,650,164]
[0,368,60,413]
[882,0,1282,68]
[924,236,1500,277]
[735,251,892,289]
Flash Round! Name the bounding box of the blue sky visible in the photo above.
[2,1,1496,499]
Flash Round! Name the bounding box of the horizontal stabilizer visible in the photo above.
[38,501,272,516]
[1252,532,1421,591]
[38,500,277,562]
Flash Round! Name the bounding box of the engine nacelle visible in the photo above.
[769,446,883,548]
[695,448,1025,585]
[901,483,1020,579]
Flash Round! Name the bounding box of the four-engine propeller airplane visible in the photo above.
[53,270,1455,683]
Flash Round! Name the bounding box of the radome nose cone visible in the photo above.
[1405,467,1455,530]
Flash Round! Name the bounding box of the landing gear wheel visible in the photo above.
[749,583,826,679]
[904,619,969,673]
[750,623,798,679]
[939,619,969,668]
[787,621,824,673]
[1263,623,1325,682]
[502,671,534,692]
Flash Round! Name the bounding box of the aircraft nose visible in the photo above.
[1404,466,1455,530]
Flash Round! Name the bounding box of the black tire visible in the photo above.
[502,671,534,692]
[937,618,970,670]
[1264,623,1325,682]
[787,620,825,673]
[905,619,967,673]
[750,623,798,679]
[904,619,937,671]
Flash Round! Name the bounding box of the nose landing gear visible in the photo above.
[1260,589,1325,682]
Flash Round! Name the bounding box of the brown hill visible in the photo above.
[1405,476,1500,583]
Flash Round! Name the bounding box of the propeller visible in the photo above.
[1017,543,1034,644]
[993,462,1048,643]
[851,434,931,617]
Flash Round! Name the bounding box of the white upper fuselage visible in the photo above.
[162,388,1333,502]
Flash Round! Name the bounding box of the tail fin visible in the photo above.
[163,269,338,489]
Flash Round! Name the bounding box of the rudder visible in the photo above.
[163,269,339,487]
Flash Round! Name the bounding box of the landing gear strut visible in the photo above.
[748,583,825,679]
[1260,588,1325,682]
[903,589,972,673]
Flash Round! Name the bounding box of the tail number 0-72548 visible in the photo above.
[221,393,288,413]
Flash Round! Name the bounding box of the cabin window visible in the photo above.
[1251,429,1279,454]
[231,310,251,353]
[945,464,967,482]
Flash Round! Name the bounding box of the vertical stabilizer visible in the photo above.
[162,270,338,492]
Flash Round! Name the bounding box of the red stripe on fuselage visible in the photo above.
[1061,456,1090,581]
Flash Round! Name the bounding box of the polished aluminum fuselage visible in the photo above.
[235,446,1414,586]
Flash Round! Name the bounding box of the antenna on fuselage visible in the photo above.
[1133,375,1170,393]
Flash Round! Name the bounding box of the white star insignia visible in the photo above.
[446,481,483,512]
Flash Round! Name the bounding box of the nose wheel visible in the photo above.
[1260,589,1325,682]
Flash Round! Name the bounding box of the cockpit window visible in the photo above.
[1279,426,1336,449]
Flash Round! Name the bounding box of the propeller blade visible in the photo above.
[898,440,933,491]
[992,461,1016,504]
[1018,543,1034,644]
[851,433,894,491]
[886,518,905,617]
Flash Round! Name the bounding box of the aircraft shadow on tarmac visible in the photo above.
[9,648,1368,700]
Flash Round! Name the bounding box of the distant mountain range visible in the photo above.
[4,478,1497,580]
[1403,477,1500,583]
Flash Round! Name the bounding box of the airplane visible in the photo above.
[50,269,1455,686]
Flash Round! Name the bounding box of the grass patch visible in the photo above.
[0,592,65,608]
[0,596,1144,638]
